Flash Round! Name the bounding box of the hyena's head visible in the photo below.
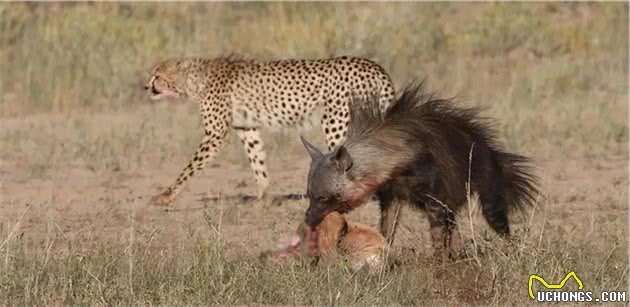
[301,137,382,227]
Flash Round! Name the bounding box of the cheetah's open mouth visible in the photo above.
[145,85,176,101]
[148,85,164,100]
[143,82,166,100]
[145,84,179,101]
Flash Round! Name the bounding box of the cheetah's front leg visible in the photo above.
[151,120,230,206]
[235,127,269,198]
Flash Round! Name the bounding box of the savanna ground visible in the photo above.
[0,2,628,306]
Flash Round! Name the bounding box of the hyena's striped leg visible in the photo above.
[425,201,462,260]
[380,200,404,246]
[151,130,229,206]
[376,188,404,246]
[234,127,269,198]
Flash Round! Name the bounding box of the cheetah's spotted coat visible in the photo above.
[144,56,395,205]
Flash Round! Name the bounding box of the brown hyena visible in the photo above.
[300,82,539,258]
[143,56,394,206]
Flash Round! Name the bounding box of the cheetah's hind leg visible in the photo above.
[235,127,270,199]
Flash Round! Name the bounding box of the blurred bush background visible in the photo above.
[1,2,626,113]
[0,2,627,171]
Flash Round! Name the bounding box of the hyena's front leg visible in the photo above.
[151,117,230,206]
[380,201,403,246]
[376,188,403,246]
[234,127,269,198]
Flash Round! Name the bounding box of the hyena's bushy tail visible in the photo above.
[390,81,541,214]
[495,151,540,213]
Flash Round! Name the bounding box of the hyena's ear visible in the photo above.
[334,145,353,172]
[301,136,323,160]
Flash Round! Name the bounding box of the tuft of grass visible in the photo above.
[0,206,626,306]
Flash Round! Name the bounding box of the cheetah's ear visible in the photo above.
[301,136,323,161]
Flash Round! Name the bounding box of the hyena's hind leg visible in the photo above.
[479,192,511,236]
[234,127,269,198]
[425,200,463,260]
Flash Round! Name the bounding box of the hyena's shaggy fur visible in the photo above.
[301,82,539,257]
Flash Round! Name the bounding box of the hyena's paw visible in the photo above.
[451,238,488,260]
[150,190,176,206]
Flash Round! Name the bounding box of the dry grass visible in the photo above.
[0,2,628,306]
[1,208,626,306]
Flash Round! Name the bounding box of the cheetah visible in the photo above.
[144,56,395,206]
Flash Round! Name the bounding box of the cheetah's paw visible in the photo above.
[150,191,175,206]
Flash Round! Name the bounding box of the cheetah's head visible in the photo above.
[144,59,189,100]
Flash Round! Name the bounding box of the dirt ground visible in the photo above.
[1,139,627,260]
